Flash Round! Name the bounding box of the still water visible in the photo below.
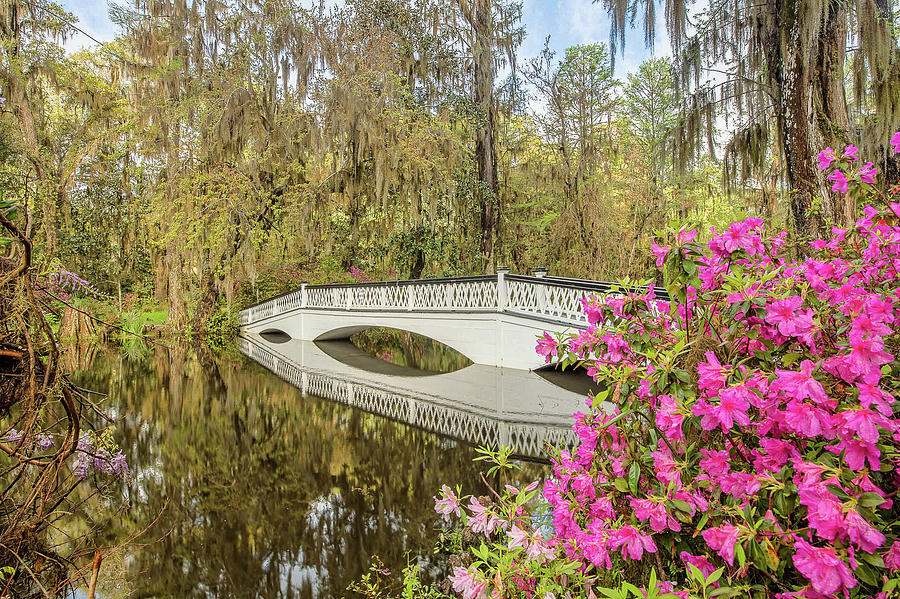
[70,334,589,598]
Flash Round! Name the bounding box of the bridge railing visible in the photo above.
[238,336,576,458]
[239,271,667,326]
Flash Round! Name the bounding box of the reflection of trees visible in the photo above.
[351,328,473,372]
[74,348,545,598]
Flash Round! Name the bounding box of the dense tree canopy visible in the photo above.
[0,0,896,326]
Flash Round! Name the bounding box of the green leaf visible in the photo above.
[857,492,885,508]
[706,567,724,586]
[614,478,629,493]
[628,462,641,495]
[683,260,697,276]
[860,551,885,569]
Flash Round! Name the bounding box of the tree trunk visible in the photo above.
[165,246,188,329]
[766,0,820,240]
[473,0,499,269]
[814,5,854,225]
[153,244,168,302]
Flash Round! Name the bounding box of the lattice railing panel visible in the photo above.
[239,273,633,330]
[506,280,596,325]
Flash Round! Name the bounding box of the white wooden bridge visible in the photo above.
[238,334,590,459]
[239,270,654,370]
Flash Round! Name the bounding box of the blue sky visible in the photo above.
[60,0,670,74]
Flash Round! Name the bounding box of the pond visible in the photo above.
[69,333,591,598]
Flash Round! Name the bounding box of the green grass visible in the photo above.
[141,309,168,325]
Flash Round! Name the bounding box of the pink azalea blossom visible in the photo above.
[467,497,502,536]
[777,400,835,438]
[842,145,859,160]
[839,408,891,444]
[844,508,885,552]
[826,438,880,471]
[792,539,857,596]
[651,241,670,267]
[536,332,558,364]
[508,524,529,549]
[631,497,680,533]
[580,296,604,325]
[799,485,845,541]
[699,449,731,476]
[676,228,698,245]
[608,526,657,560]
[525,536,556,561]
[828,169,849,193]
[884,541,900,570]
[701,523,740,566]
[434,484,462,521]
[655,394,684,444]
[858,161,878,184]
[693,387,751,432]
[697,351,727,392]
[817,147,836,170]
[449,566,488,599]
[719,472,762,498]
[680,551,716,578]
[770,360,829,405]
[765,296,813,337]
[891,131,900,154]
[719,221,759,255]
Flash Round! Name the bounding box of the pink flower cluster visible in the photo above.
[819,135,899,194]
[535,162,900,596]
[349,265,372,282]
[438,137,900,598]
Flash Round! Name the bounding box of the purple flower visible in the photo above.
[108,451,130,479]
[73,454,91,479]
[891,131,900,154]
[2,428,23,444]
[828,169,848,193]
[35,433,55,449]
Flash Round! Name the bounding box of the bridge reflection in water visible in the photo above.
[239,333,590,459]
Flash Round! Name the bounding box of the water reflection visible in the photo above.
[241,334,583,459]
[349,327,473,373]
[71,340,584,598]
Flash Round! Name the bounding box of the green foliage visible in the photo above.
[204,305,239,351]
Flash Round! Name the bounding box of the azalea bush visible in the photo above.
[430,134,900,599]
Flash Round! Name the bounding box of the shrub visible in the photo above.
[432,136,900,599]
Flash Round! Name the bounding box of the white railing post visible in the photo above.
[407,285,414,311]
[533,268,548,315]
[300,281,308,340]
[346,286,352,310]
[496,266,509,312]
